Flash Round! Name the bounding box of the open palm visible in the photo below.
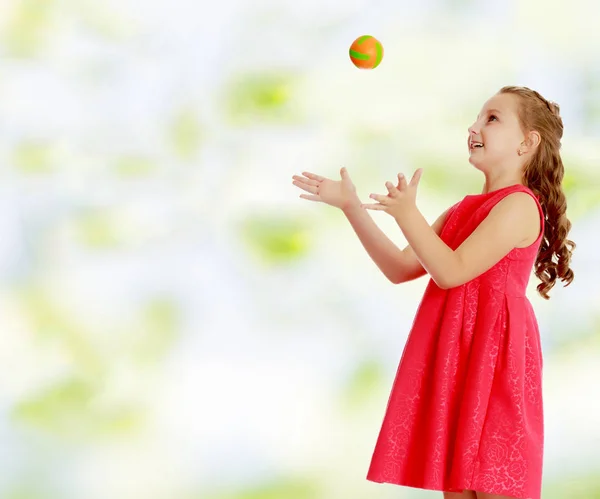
[292,167,359,210]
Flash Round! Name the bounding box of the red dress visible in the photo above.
[366,184,545,499]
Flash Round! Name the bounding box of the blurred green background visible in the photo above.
[0,0,599,498]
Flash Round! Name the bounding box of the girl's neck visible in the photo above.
[481,175,525,195]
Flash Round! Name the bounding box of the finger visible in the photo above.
[293,180,318,194]
[409,168,423,186]
[368,193,388,203]
[396,173,407,190]
[385,181,399,196]
[299,194,322,202]
[302,171,326,182]
[340,167,350,179]
[292,175,319,187]
[361,203,386,211]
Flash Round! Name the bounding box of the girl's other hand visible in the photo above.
[292,167,361,211]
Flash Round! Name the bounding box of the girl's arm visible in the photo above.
[342,203,450,284]
[395,192,541,289]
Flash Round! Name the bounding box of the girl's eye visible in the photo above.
[488,115,498,122]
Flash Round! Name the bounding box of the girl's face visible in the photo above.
[467,93,526,173]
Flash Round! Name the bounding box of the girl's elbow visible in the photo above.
[390,275,404,285]
[435,280,451,290]
[435,275,460,290]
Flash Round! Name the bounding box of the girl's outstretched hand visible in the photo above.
[292,167,361,211]
[362,169,423,219]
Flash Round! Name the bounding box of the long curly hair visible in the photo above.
[498,86,575,299]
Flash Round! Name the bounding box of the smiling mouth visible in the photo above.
[469,142,484,151]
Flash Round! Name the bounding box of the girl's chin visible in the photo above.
[468,157,487,172]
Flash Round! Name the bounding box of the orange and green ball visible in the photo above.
[349,35,384,69]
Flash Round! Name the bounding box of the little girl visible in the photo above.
[291,86,575,499]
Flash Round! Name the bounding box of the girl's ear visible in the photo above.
[526,130,541,150]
